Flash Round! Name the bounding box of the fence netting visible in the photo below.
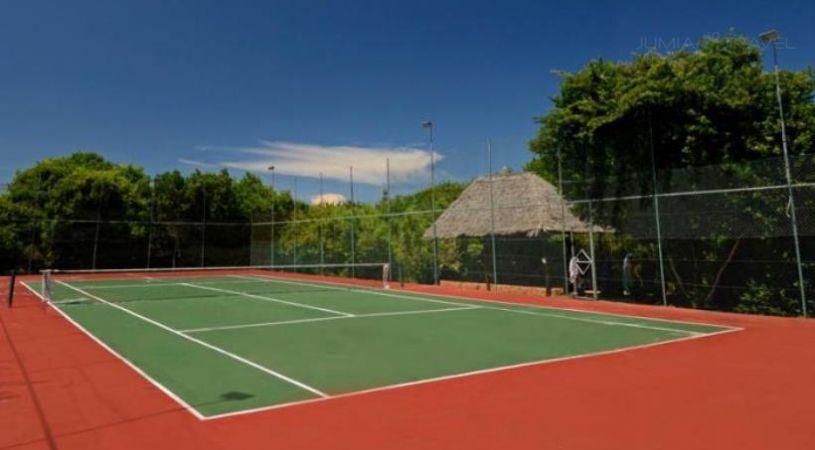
[2,154,812,316]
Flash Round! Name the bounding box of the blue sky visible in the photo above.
[1,0,813,201]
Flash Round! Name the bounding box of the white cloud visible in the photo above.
[177,158,220,169]
[216,141,442,186]
[311,193,347,205]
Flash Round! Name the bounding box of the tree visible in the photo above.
[527,36,815,314]
[530,37,815,191]
[0,198,36,271]
[5,152,150,268]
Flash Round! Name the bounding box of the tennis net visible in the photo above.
[40,263,390,305]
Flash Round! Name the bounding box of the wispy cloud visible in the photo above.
[183,141,442,186]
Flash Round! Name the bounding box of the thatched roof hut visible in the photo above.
[424,171,600,239]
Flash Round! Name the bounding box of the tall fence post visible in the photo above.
[587,200,598,300]
[292,176,298,268]
[146,218,153,269]
[200,187,207,267]
[557,148,569,293]
[91,206,101,270]
[146,176,155,269]
[319,173,325,274]
[430,134,439,285]
[27,224,35,274]
[487,140,499,290]
[648,115,669,306]
[270,171,275,267]
[350,167,356,277]
[249,213,255,265]
[269,218,275,267]
[386,160,393,276]
[767,37,808,316]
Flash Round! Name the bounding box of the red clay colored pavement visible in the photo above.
[2,272,814,449]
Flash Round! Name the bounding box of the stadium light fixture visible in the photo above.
[759,29,779,43]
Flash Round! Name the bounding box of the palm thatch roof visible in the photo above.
[424,171,602,239]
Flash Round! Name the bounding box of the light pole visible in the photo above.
[268,165,275,267]
[422,120,439,285]
[760,29,807,316]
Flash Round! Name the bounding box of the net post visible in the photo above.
[41,270,52,303]
[6,271,15,307]
[383,263,391,289]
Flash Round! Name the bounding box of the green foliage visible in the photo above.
[273,182,467,283]
[3,152,152,267]
[0,197,35,270]
[735,280,801,316]
[529,36,815,190]
[387,183,466,283]
[0,151,465,283]
[527,35,815,315]
[8,152,149,220]
[0,152,297,270]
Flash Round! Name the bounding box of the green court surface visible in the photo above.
[26,274,730,419]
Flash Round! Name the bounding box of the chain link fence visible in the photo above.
[1,155,812,316]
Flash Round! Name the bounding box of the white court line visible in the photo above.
[65,278,276,290]
[21,281,208,420]
[53,280,328,398]
[23,278,743,421]
[180,306,481,333]
[233,273,741,331]
[240,274,708,336]
[354,288,704,334]
[228,275,466,308]
[485,305,704,335]
[202,326,742,421]
[180,282,354,317]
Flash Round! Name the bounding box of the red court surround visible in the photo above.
[2,271,813,450]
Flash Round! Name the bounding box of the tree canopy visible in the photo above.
[527,36,815,316]
[528,36,815,195]
[0,151,465,283]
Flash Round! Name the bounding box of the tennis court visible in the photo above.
[22,267,733,420]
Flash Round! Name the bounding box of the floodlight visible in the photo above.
[759,29,779,43]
